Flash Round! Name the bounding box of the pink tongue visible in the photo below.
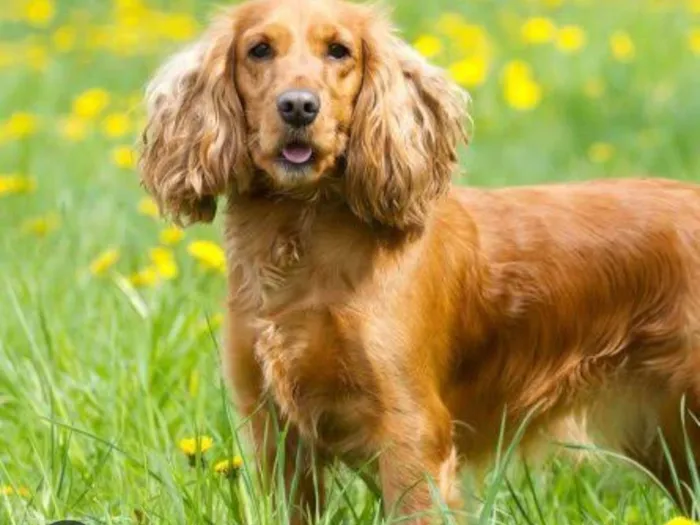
[282,145,313,164]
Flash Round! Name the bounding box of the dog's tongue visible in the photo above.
[282,144,313,164]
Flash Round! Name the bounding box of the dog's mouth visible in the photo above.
[279,141,314,168]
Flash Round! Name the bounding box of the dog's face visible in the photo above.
[140,0,468,228]
[234,0,364,187]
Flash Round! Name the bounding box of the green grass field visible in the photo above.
[2,0,700,523]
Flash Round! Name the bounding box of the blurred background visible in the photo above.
[1,0,699,523]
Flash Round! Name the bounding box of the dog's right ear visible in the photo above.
[139,11,249,226]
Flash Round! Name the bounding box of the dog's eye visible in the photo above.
[249,42,273,60]
[327,43,350,60]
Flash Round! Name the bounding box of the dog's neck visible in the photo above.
[223,186,420,315]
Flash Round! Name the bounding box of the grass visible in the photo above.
[1,0,700,523]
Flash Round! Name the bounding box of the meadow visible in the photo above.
[1,0,700,523]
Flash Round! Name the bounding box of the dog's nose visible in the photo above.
[276,89,320,127]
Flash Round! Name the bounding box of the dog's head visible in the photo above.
[140,0,469,229]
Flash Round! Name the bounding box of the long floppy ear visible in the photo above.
[139,12,249,226]
[345,15,469,230]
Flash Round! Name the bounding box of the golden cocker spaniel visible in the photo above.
[139,0,700,522]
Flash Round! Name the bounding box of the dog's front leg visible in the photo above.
[224,314,325,524]
[378,401,462,524]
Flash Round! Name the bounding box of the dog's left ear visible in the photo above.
[345,14,469,230]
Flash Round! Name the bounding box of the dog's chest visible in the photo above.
[251,307,382,457]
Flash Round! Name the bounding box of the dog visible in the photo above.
[139,0,700,522]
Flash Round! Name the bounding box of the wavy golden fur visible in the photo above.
[140,0,700,522]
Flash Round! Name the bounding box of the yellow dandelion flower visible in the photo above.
[502,61,542,111]
[188,240,226,272]
[583,78,605,99]
[89,248,120,276]
[0,45,16,69]
[179,436,213,456]
[0,485,30,497]
[149,247,178,280]
[22,213,60,237]
[521,17,556,45]
[455,25,491,58]
[112,146,136,169]
[101,112,131,138]
[138,197,159,218]
[26,44,49,71]
[159,226,184,245]
[448,56,488,88]
[157,13,198,41]
[413,34,443,59]
[53,26,77,52]
[0,174,36,196]
[128,266,159,288]
[24,0,55,27]
[214,456,243,478]
[556,25,587,53]
[59,115,88,141]
[588,142,615,164]
[2,112,38,140]
[73,88,111,119]
[664,519,698,525]
[689,28,700,55]
[610,31,635,62]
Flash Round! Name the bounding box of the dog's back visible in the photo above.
[443,178,700,509]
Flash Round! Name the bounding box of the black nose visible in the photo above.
[276,89,320,127]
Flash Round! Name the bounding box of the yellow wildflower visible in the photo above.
[664,519,698,525]
[159,226,184,245]
[502,61,542,111]
[188,241,226,272]
[112,146,136,169]
[157,12,198,41]
[53,26,77,52]
[128,267,159,288]
[0,175,36,196]
[521,17,556,44]
[24,0,55,27]
[26,44,49,71]
[179,436,214,466]
[22,213,60,237]
[138,197,159,218]
[455,25,491,58]
[149,247,178,280]
[556,25,587,53]
[610,31,635,62]
[448,56,488,88]
[101,113,131,138]
[588,142,615,164]
[73,88,111,119]
[0,45,15,69]
[413,34,442,59]
[0,485,30,497]
[2,112,38,140]
[89,249,120,276]
[59,115,88,141]
[689,0,700,13]
[214,456,244,478]
[689,28,700,55]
